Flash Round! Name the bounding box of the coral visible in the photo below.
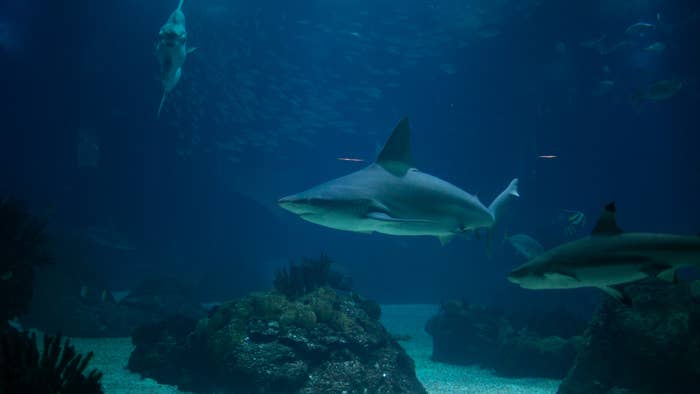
[0,197,50,322]
[0,327,103,393]
[273,253,352,299]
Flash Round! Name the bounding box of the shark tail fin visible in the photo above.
[488,178,520,224]
[177,0,185,11]
[157,90,168,119]
[484,178,519,258]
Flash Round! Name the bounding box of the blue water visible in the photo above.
[1,0,698,319]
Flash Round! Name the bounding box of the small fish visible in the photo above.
[1,271,13,281]
[556,209,586,237]
[506,233,544,260]
[634,79,683,103]
[336,157,365,162]
[580,35,631,55]
[591,80,615,96]
[644,42,666,53]
[537,155,557,159]
[625,22,655,37]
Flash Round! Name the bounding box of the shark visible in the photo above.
[507,202,700,304]
[278,118,520,245]
[156,0,195,118]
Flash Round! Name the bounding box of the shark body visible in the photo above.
[507,202,700,304]
[278,118,519,244]
[156,0,194,118]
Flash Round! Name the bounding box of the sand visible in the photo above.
[45,304,558,393]
[380,304,560,394]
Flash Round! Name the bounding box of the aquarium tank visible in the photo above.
[1,0,699,393]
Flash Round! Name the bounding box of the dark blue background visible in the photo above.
[1,0,698,317]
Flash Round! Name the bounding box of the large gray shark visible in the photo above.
[278,118,519,245]
[156,0,195,118]
[507,202,700,304]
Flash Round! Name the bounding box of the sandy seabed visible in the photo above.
[57,304,559,394]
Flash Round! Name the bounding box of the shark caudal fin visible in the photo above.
[484,178,519,257]
[488,178,520,224]
[157,90,168,119]
[177,0,185,11]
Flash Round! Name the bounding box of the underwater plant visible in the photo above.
[0,329,104,393]
[0,197,50,322]
[273,253,351,299]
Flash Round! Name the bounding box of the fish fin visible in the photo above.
[187,46,197,54]
[599,286,632,306]
[157,90,168,118]
[486,178,520,256]
[591,202,623,236]
[488,178,519,225]
[376,117,413,176]
[641,262,672,279]
[438,234,455,246]
[657,267,678,284]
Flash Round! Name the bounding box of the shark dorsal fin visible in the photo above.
[376,117,413,176]
[591,202,623,236]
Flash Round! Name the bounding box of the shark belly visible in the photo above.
[560,264,649,288]
[369,217,457,237]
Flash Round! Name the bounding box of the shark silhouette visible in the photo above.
[156,0,195,118]
[279,118,519,245]
[508,202,700,304]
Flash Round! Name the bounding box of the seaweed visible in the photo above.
[273,253,352,299]
[0,328,104,393]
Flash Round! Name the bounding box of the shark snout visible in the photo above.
[506,266,528,286]
[506,273,519,284]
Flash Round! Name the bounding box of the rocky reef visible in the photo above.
[128,287,426,393]
[426,300,585,378]
[558,280,700,394]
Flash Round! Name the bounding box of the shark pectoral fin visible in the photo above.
[438,234,455,246]
[599,286,632,306]
[657,267,678,284]
[641,262,677,283]
[187,46,198,54]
